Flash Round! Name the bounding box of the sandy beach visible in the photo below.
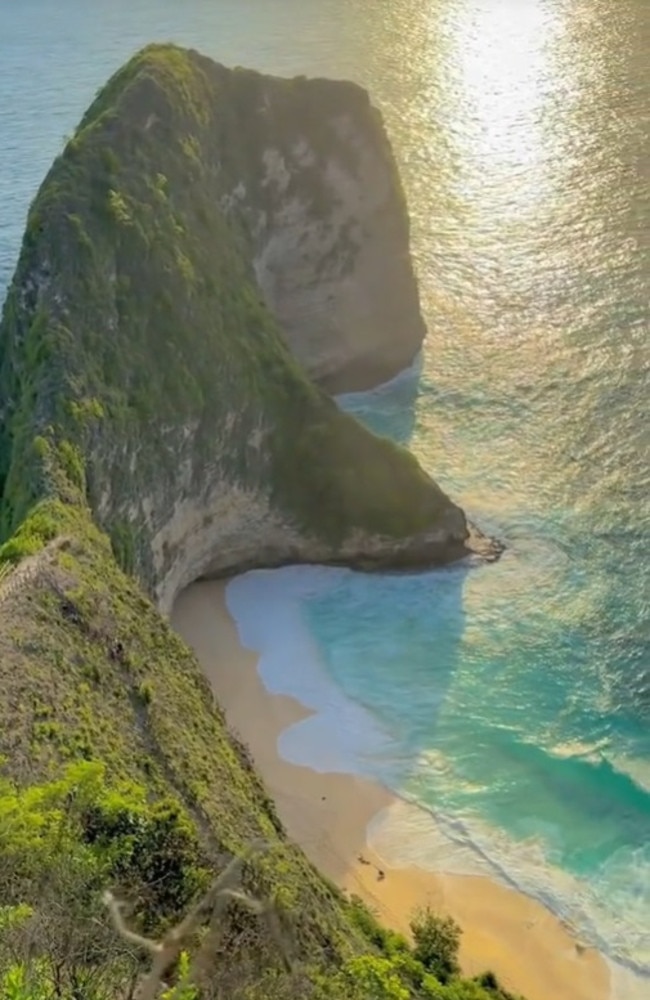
[171,579,611,1000]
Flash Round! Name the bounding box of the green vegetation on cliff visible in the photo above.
[0,44,509,999]
[0,42,463,591]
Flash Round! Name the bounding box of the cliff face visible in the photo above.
[241,75,426,391]
[0,44,474,616]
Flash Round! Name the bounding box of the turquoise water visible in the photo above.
[1,0,649,992]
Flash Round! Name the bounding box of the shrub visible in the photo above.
[161,953,199,1000]
[107,188,132,226]
[332,955,410,1000]
[138,680,154,704]
[410,908,461,984]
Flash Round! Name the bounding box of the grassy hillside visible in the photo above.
[0,501,520,1000]
[0,44,513,999]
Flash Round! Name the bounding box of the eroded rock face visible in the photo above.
[242,100,426,391]
[140,476,468,618]
[193,61,425,392]
[88,408,469,618]
[0,45,488,614]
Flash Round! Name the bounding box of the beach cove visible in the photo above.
[1,1,647,995]
[172,579,611,1000]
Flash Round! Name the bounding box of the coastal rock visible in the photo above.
[244,80,426,391]
[0,44,493,617]
[162,57,426,392]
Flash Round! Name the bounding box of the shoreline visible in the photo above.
[171,578,611,1000]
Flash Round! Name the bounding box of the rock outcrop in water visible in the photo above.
[0,44,488,615]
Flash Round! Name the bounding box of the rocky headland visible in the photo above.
[0,44,498,619]
[0,44,507,1000]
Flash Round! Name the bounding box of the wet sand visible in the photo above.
[171,579,611,1000]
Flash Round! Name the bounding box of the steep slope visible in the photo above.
[0,509,370,995]
[0,44,510,1000]
[0,44,484,617]
[0,509,516,1000]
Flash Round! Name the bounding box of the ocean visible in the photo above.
[1,0,648,995]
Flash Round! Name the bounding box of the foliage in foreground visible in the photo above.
[0,762,522,1000]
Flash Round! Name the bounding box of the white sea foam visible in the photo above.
[609,755,650,795]
[367,792,650,978]
[226,566,402,780]
[225,564,650,999]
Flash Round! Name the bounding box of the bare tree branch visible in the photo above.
[104,840,280,1000]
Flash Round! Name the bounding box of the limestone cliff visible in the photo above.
[0,44,486,617]
[144,52,426,392]
[0,45,514,1000]
[242,73,426,391]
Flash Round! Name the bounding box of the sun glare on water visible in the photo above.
[434,0,566,217]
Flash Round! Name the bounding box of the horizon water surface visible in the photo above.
[1,1,648,998]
